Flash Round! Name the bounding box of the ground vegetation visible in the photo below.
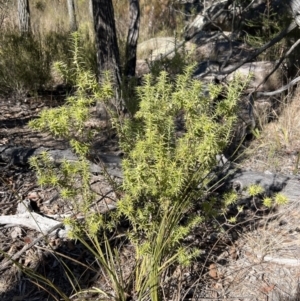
[1,1,300,300]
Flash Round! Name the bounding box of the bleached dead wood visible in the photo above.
[0,212,67,238]
[0,200,68,238]
[0,191,118,271]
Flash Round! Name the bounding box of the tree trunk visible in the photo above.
[17,0,30,34]
[89,0,93,19]
[67,0,77,32]
[91,0,123,113]
[124,0,140,78]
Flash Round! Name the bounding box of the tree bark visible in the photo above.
[67,0,77,32]
[91,0,123,112]
[124,0,140,78]
[89,0,93,19]
[17,0,31,34]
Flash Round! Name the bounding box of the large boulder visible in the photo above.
[195,61,285,92]
[137,37,194,60]
[136,32,252,76]
[226,61,285,92]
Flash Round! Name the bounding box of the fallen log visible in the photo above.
[0,145,123,178]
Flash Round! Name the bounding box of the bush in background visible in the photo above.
[0,31,52,95]
[0,28,96,96]
[0,0,96,97]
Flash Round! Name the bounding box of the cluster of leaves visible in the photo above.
[217,184,289,226]
[30,32,108,142]
[29,32,113,235]
[247,184,288,208]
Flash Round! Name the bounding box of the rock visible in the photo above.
[195,61,285,92]
[225,61,285,92]
[137,37,194,60]
[137,37,177,59]
[0,145,123,178]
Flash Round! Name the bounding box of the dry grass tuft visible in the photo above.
[241,86,300,174]
[114,0,187,43]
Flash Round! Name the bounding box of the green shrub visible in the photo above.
[29,32,112,224]
[0,28,96,96]
[28,33,248,300]
[0,32,51,95]
[115,66,247,300]
[51,31,97,86]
